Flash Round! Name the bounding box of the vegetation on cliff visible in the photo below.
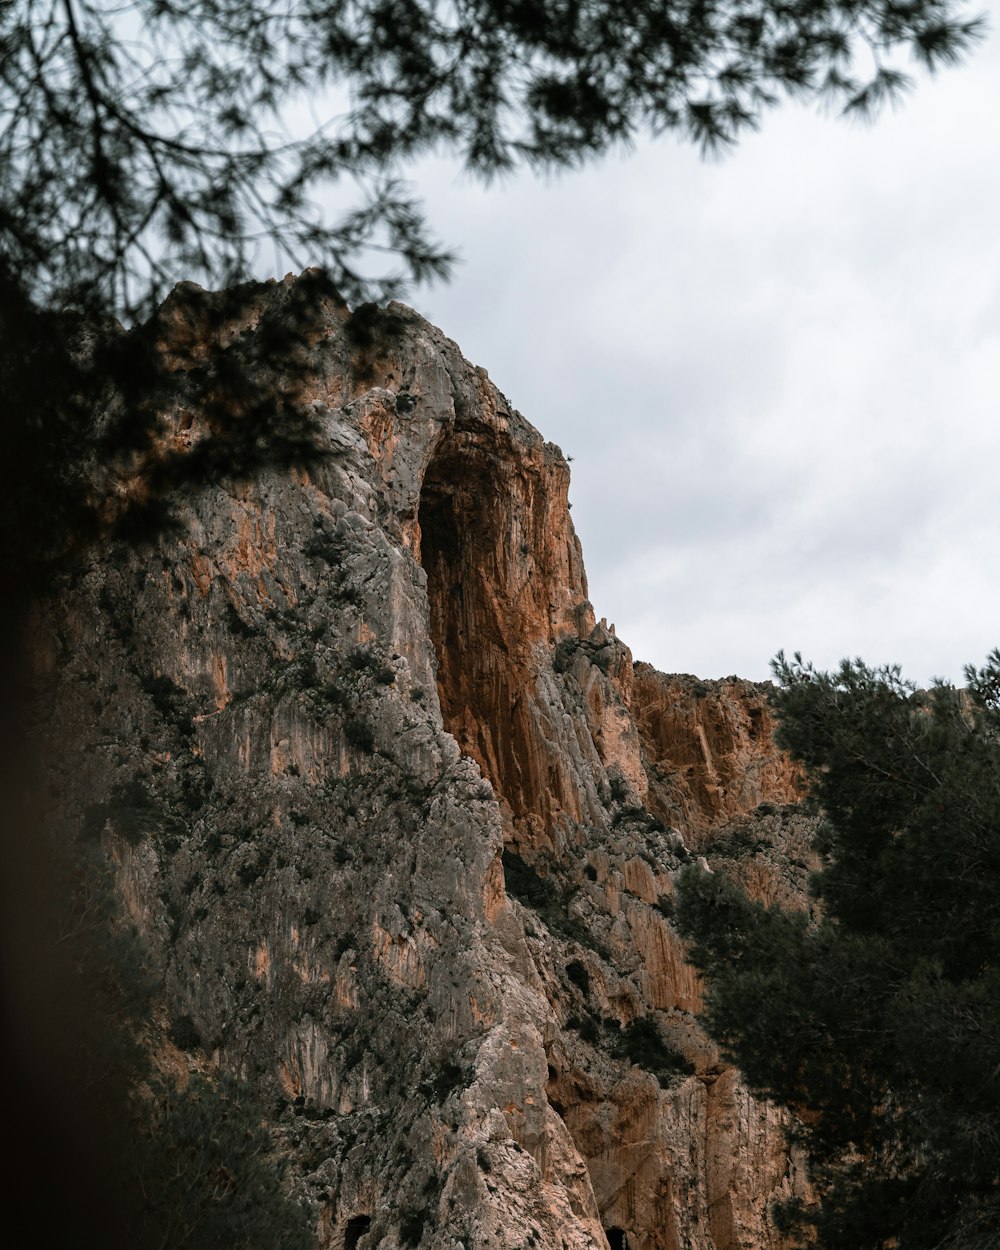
[14,840,312,1250]
[678,649,1000,1250]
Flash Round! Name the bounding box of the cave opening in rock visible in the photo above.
[418,425,542,820]
[605,1229,629,1250]
[344,1214,371,1250]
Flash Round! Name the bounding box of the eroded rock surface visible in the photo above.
[32,276,813,1250]
[629,667,803,848]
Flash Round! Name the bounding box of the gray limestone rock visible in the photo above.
[28,275,814,1250]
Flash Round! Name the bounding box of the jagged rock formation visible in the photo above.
[629,669,801,848]
[30,276,814,1250]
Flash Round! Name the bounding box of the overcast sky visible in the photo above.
[370,12,1000,686]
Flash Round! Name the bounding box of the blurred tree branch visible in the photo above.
[0,0,987,321]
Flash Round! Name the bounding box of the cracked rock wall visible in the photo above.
[31,275,812,1250]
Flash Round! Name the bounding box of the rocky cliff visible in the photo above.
[29,275,814,1250]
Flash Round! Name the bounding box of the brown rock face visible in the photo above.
[418,406,591,833]
[629,667,803,847]
[31,276,813,1250]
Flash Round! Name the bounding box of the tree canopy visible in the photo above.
[1,0,987,318]
[677,650,1000,1250]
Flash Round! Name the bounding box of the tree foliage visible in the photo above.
[0,0,987,318]
[677,650,1000,1250]
[0,271,342,594]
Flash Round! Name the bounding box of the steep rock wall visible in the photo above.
[31,275,812,1250]
[629,667,803,849]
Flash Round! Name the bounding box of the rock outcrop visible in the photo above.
[29,275,813,1250]
[629,668,803,848]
